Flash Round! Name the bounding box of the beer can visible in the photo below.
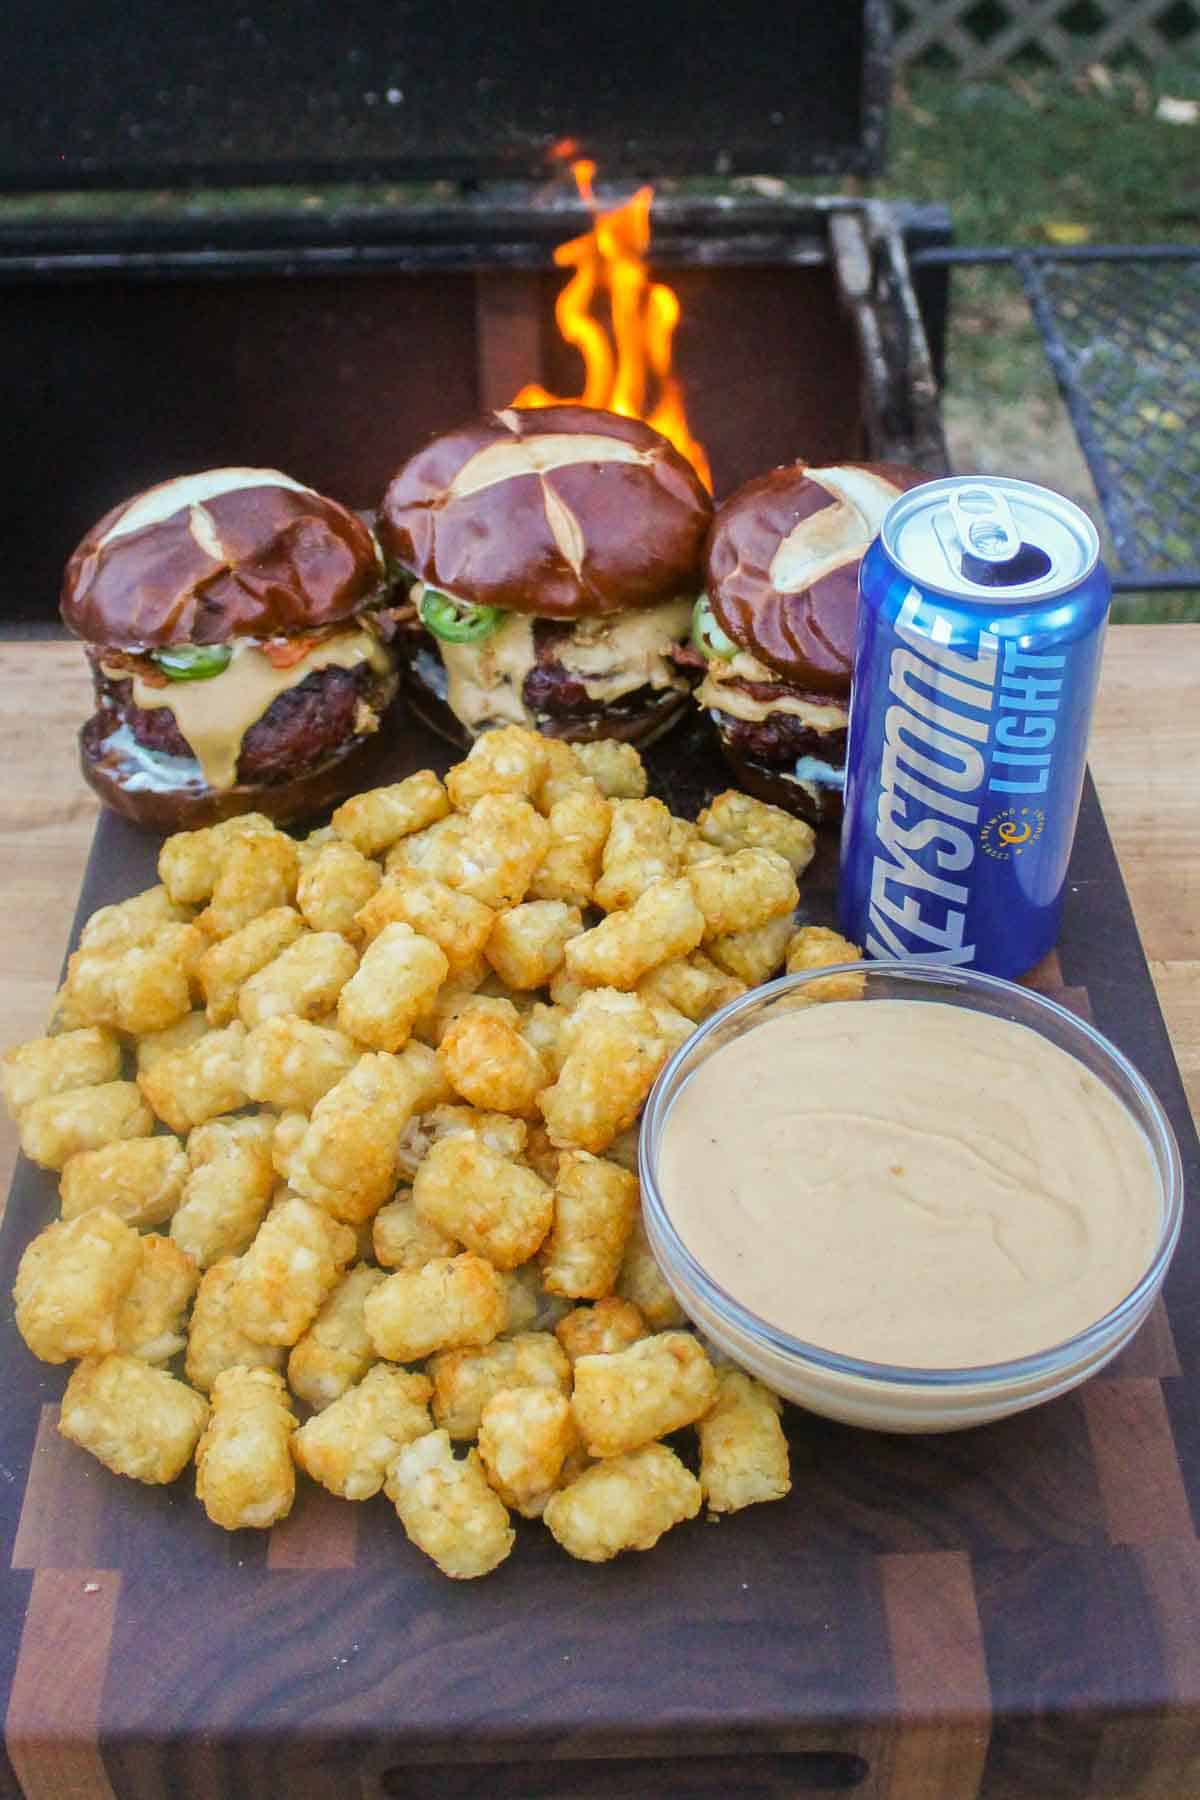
[838,475,1111,979]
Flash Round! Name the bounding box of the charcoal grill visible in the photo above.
[0,0,953,625]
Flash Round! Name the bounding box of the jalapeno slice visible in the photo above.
[418,587,505,644]
[151,644,234,681]
[691,595,737,661]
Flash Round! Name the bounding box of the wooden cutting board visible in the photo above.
[2,714,1198,1800]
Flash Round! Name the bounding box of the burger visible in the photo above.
[63,468,400,829]
[377,405,712,746]
[693,461,928,826]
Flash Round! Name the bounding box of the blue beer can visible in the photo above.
[838,475,1111,979]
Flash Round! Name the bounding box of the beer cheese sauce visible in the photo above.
[658,999,1162,1368]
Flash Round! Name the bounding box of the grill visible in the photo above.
[0,0,957,626]
[915,244,1200,593]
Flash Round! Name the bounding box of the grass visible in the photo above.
[871,59,1200,621]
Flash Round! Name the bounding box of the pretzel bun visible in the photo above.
[62,469,383,647]
[378,406,712,618]
[706,462,929,694]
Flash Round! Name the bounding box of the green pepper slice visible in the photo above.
[419,587,505,644]
[151,644,234,681]
[691,595,737,661]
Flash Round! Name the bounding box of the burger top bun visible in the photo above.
[378,405,712,620]
[61,468,383,648]
[706,461,929,695]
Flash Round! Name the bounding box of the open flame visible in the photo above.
[512,160,712,491]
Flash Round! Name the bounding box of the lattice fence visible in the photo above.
[894,0,1200,77]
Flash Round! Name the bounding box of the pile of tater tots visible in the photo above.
[5,726,862,1578]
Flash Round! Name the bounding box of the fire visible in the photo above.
[512,160,712,491]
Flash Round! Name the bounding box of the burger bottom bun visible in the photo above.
[401,661,691,752]
[79,696,406,832]
[718,735,846,830]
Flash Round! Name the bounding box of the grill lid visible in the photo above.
[1,0,888,190]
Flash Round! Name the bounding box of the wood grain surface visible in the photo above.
[0,627,1197,1800]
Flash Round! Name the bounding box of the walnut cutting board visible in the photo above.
[2,712,1198,1800]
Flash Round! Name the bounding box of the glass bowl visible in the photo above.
[638,961,1183,1433]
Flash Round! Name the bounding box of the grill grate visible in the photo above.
[913,245,1200,591]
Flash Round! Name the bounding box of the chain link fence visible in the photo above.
[894,1,1200,78]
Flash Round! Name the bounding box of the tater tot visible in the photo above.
[1,1026,122,1119]
[170,1113,276,1268]
[373,1194,458,1269]
[296,840,381,938]
[135,1010,210,1074]
[185,1257,288,1393]
[439,794,550,910]
[485,901,584,991]
[195,1366,297,1530]
[291,1046,442,1223]
[572,739,647,801]
[564,879,704,991]
[686,849,799,941]
[571,1331,717,1457]
[697,1369,791,1514]
[355,868,494,974]
[271,1110,307,1185]
[287,1263,386,1410]
[59,1354,208,1484]
[60,936,196,1037]
[332,771,450,856]
[437,1009,546,1117]
[706,913,795,986]
[527,782,612,907]
[238,932,358,1030]
[137,1022,249,1134]
[230,1196,356,1346]
[336,922,448,1052]
[364,1254,507,1364]
[158,815,274,906]
[636,952,745,1023]
[14,1208,143,1362]
[445,725,549,810]
[543,1441,700,1562]
[59,1135,188,1229]
[385,812,470,882]
[114,1235,198,1364]
[19,1081,153,1171]
[784,924,866,1001]
[615,1213,687,1329]
[394,1100,525,1181]
[538,1003,668,1154]
[696,791,817,877]
[428,1331,571,1439]
[555,1296,648,1362]
[198,907,306,1026]
[413,1136,553,1269]
[384,1429,514,1579]
[242,1014,359,1112]
[196,831,299,939]
[593,798,681,912]
[78,885,192,956]
[541,1152,639,1299]
[478,1387,577,1517]
[292,1364,433,1500]
[499,1261,573,1336]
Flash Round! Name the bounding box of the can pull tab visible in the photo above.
[948,485,1021,563]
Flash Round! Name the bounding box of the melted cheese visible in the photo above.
[556,600,693,702]
[697,657,849,731]
[438,614,539,733]
[427,595,693,734]
[117,629,390,792]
